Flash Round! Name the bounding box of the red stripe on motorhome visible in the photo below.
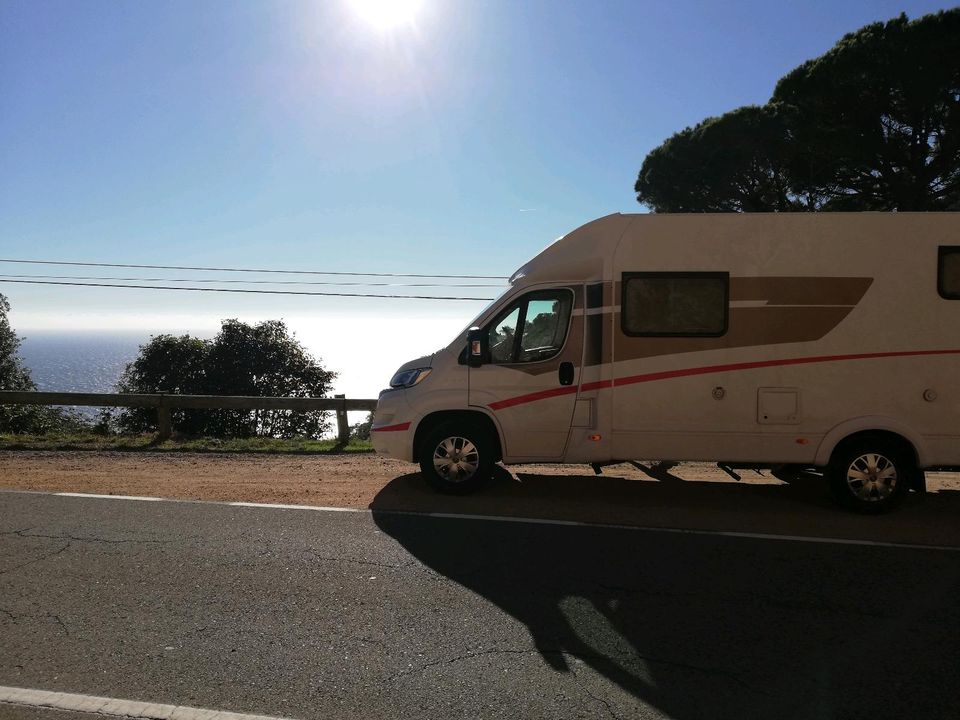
[371,422,411,432]
[581,380,613,392]
[613,348,960,387]
[488,385,578,410]
[487,349,960,411]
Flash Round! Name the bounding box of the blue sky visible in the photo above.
[0,0,955,394]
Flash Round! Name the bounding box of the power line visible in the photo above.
[0,278,495,301]
[0,258,509,280]
[0,273,505,288]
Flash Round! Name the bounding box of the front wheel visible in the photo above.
[827,439,914,513]
[418,423,495,495]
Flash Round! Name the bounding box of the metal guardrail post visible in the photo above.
[335,394,349,446]
[157,392,172,440]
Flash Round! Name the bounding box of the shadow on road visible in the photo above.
[370,466,960,547]
[370,474,960,719]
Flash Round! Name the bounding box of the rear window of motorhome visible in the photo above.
[622,272,728,337]
[938,246,960,299]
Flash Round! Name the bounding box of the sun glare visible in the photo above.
[349,0,425,31]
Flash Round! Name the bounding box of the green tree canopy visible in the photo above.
[0,293,35,394]
[635,105,815,212]
[636,9,960,212]
[115,334,211,436]
[350,413,373,441]
[116,319,337,438]
[773,11,960,210]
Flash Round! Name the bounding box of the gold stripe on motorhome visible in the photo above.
[617,276,873,361]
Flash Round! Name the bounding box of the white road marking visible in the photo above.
[229,501,362,512]
[57,492,164,501]
[2,488,957,552]
[0,685,297,720]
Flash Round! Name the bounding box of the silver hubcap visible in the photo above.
[846,452,898,502]
[433,436,480,483]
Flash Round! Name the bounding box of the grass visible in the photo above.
[0,432,374,454]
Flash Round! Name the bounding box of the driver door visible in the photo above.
[468,287,582,460]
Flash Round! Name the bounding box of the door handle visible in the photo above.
[559,361,575,386]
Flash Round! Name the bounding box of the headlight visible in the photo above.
[389,367,432,389]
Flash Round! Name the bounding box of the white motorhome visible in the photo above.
[372,213,960,512]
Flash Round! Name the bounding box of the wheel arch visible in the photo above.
[413,409,504,463]
[814,416,927,467]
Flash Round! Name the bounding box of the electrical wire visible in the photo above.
[0,278,495,301]
[0,258,509,280]
[0,273,506,288]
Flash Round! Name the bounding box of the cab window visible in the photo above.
[490,307,521,363]
[486,289,573,364]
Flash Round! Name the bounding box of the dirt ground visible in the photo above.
[1,450,959,546]
[0,451,762,504]
[0,451,414,507]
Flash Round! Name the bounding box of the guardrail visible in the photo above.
[0,391,378,444]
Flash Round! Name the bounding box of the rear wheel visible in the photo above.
[827,438,914,513]
[418,423,494,495]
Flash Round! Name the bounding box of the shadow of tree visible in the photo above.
[371,472,960,719]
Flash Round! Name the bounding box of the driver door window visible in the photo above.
[490,307,521,363]
[485,290,573,364]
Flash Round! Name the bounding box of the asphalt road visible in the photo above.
[1,491,958,720]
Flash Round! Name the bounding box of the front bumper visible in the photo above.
[370,390,415,462]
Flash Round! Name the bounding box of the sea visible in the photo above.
[18,333,145,396]
[16,333,149,421]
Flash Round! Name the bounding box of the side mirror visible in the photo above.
[467,326,483,368]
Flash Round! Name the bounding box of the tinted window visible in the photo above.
[485,290,573,363]
[622,272,728,336]
[939,247,960,299]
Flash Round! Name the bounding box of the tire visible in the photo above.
[417,422,495,495]
[826,438,914,514]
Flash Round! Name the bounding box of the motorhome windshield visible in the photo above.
[453,285,512,343]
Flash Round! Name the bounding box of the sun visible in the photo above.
[348,0,425,32]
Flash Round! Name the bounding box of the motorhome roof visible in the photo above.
[509,213,630,285]
[508,211,957,286]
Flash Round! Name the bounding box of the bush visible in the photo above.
[115,319,337,439]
